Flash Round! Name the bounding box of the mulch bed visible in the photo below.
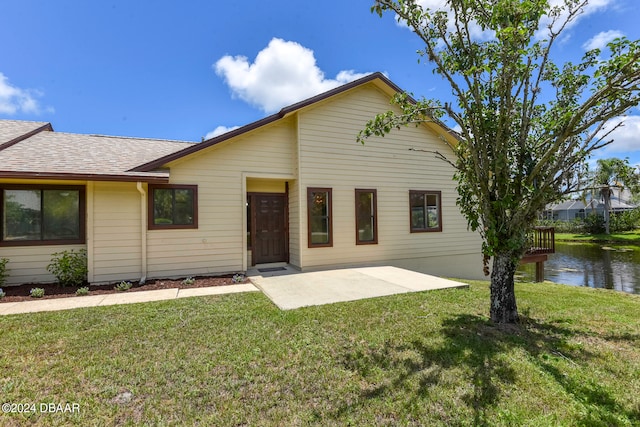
[0,275,248,303]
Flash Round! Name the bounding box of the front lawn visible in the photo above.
[1,281,639,426]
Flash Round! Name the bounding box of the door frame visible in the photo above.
[241,173,295,271]
[247,190,289,266]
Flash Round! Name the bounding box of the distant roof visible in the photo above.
[0,122,195,182]
[547,197,637,211]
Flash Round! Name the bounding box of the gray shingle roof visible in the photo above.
[0,120,196,182]
[547,197,637,211]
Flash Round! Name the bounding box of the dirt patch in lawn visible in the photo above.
[0,275,248,303]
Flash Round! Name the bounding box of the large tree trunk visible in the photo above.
[490,252,520,324]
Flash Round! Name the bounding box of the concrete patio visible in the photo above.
[248,265,468,310]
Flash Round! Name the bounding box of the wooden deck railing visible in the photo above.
[525,226,555,255]
[522,226,555,282]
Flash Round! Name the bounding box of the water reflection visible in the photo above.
[517,242,640,295]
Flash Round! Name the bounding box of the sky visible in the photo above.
[1,0,639,165]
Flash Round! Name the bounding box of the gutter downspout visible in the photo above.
[137,182,147,284]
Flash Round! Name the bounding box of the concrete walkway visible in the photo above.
[0,266,467,315]
[0,283,259,315]
[248,265,468,310]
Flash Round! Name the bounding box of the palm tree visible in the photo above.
[590,158,639,234]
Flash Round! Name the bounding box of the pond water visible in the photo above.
[517,242,640,295]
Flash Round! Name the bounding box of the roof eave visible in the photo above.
[0,171,170,183]
[130,72,399,172]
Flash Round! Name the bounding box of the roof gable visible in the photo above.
[131,72,459,172]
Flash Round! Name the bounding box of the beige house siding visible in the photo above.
[145,118,297,278]
[295,84,483,279]
[0,244,85,285]
[246,179,286,193]
[90,182,144,283]
[287,179,302,269]
[0,77,485,285]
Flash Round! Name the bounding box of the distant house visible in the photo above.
[543,191,637,221]
[0,73,483,286]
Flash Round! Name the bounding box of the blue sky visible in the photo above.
[1,0,639,164]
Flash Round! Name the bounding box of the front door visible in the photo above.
[251,194,287,264]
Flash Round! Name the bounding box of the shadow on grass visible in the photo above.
[337,314,639,425]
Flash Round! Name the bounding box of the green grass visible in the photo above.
[556,230,640,246]
[1,282,639,426]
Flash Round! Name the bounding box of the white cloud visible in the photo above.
[409,0,493,40]
[401,0,613,42]
[214,38,372,113]
[582,30,624,51]
[204,125,240,140]
[536,0,613,40]
[0,72,46,115]
[595,115,640,155]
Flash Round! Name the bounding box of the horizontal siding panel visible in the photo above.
[147,244,242,256]
[90,238,140,247]
[93,264,140,275]
[93,218,140,227]
[93,233,141,243]
[93,250,142,263]
[91,182,142,283]
[0,244,85,285]
[296,84,482,278]
[148,262,242,279]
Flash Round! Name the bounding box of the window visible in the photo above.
[355,189,377,244]
[307,188,332,247]
[149,185,198,229]
[409,190,442,232]
[1,185,85,246]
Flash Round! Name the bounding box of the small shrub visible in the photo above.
[182,277,195,286]
[114,281,133,292]
[0,257,9,287]
[30,288,45,298]
[47,249,88,287]
[232,273,245,284]
[610,208,640,232]
[0,288,5,299]
[76,287,90,296]
[536,219,585,234]
[583,213,605,234]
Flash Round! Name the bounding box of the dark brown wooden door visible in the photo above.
[252,194,287,264]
